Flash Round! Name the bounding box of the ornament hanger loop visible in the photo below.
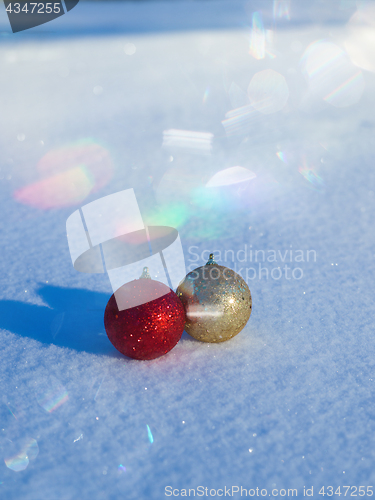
[140,267,151,279]
[206,253,217,265]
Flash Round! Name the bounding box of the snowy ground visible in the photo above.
[1,0,375,498]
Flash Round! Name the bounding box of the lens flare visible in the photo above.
[276,151,288,163]
[344,3,375,73]
[249,11,265,60]
[5,401,25,421]
[299,158,324,191]
[145,203,189,229]
[4,438,39,472]
[206,167,256,187]
[5,454,29,472]
[203,86,210,104]
[124,43,136,55]
[266,49,277,59]
[147,425,154,444]
[273,0,291,20]
[14,139,113,209]
[221,105,257,137]
[15,166,94,209]
[151,161,279,239]
[324,70,363,104]
[300,40,365,108]
[162,129,213,154]
[247,69,289,114]
[36,383,68,412]
[153,127,281,240]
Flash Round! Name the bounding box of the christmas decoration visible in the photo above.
[176,254,252,343]
[104,268,185,360]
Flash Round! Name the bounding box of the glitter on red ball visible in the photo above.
[104,278,185,360]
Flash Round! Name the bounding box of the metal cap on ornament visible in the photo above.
[66,188,186,311]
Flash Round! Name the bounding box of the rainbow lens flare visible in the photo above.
[300,40,365,108]
[221,105,257,137]
[145,202,189,229]
[147,425,154,444]
[249,11,265,60]
[249,12,266,59]
[276,151,288,163]
[14,139,113,209]
[4,438,39,472]
[5,402,24,421]
[273,0,291,20]
[299,158,324,191]
[203,86,210,104]
[150,161,276,239]
[36,384,68,412]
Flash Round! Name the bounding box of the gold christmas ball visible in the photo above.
[176,254,252,343]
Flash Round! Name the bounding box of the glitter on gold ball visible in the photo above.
[176,254,252,343]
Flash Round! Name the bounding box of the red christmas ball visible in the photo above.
[104,276,185,360]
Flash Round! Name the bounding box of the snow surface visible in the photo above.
[1,0,375,498]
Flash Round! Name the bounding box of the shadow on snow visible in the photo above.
[0,284,119,356]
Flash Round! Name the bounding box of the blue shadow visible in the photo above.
[0,284,118,356]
